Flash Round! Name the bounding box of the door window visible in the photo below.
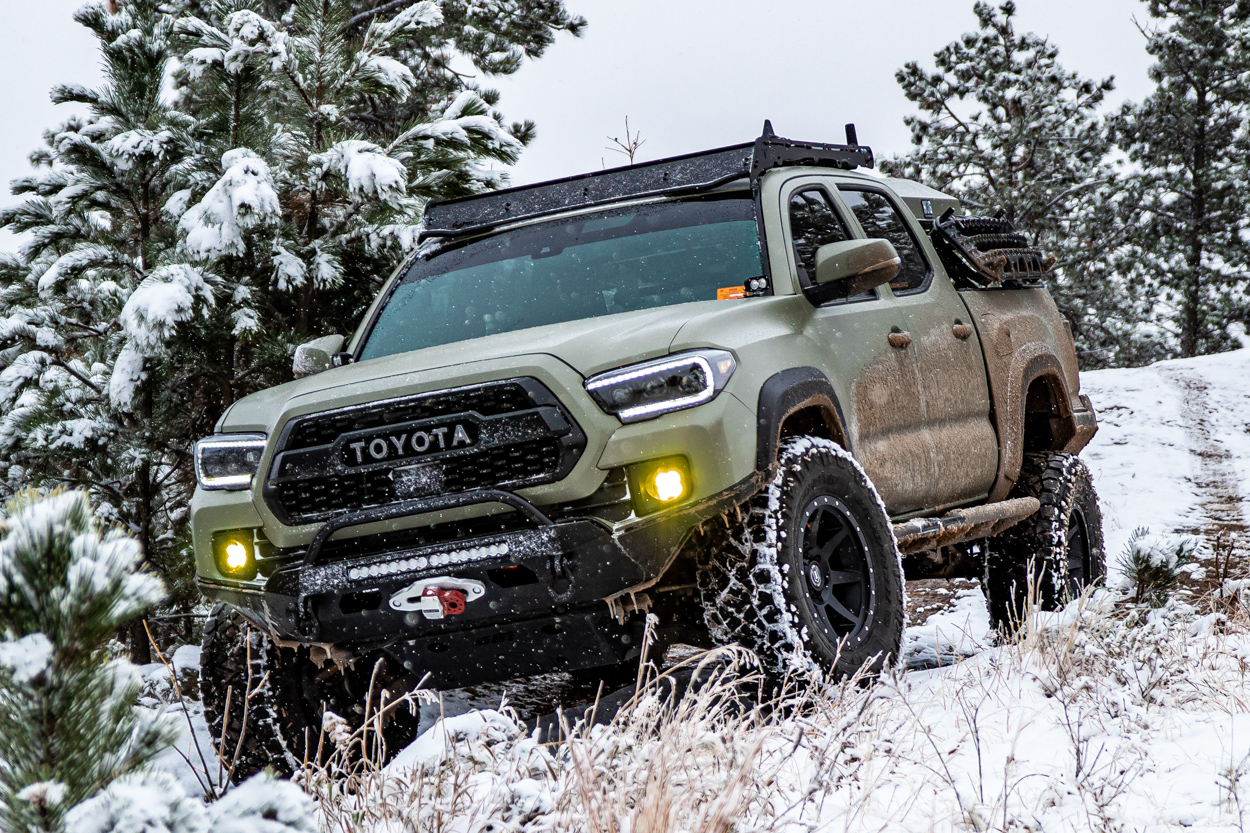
[838,188,931,293]
[787,188,850,286]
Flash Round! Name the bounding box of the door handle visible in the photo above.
[953,322,973,340]
[888,330,912,349]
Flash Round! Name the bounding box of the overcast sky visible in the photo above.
[0,0,1157,250]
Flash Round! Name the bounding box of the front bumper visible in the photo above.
[199,474,758,686]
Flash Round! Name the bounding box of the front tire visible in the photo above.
[696,436,905,681]
[983,452,1106,630]
[200,604,421,780]
[200,604,304,779]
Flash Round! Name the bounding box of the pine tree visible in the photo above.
[168,0,526,360]
[0,489,173,831]
[0,0,196,647]
[340,0,587,147]
[883,1,1161,368]
[1110,0,1250,357]
[0,489,317,832]
[173,0,586,148]
[0,0,575,617]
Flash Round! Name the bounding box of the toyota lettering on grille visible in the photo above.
[341,422,477,467]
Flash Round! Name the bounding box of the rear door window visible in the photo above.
[838,188,931,294]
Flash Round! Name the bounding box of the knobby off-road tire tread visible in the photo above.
[695,436,905,682]
[200,603,305,780]
[983,452,1106,630]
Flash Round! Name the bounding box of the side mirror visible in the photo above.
[813,238,901,298]
[293,334,346,379]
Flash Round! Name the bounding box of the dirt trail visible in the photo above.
[1160,366,1249,545]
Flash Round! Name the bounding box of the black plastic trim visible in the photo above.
[755,367,849,470]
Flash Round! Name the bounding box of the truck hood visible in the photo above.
[218,302,730,432]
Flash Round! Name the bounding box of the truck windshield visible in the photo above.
[357,194,763,360]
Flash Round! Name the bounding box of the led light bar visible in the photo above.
[347,541,510,582]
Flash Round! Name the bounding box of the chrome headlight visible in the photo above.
[585,350,737,423]
[194,434,267,491]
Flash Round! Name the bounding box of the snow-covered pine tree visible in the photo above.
[0,489,173,831]
[0,489,317,833]
[169,0,525,365]
[175,0,586,149]
[882,1,1160,368]
[339,0,586,148]
[1110,0,1250,358]
[0,0,197,650]
[1,0,568,620]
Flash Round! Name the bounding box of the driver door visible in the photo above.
[782,179,936,515]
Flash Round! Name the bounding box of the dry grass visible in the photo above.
[134,547,1250,832]
[283,577,1250,832]
[295,623,894,832]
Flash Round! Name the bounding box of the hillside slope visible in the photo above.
[1082,346,1250,557]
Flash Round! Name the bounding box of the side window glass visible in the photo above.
[788,188,850,285]
[838,188,930,293]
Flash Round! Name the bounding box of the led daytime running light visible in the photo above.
[585,351,734,423]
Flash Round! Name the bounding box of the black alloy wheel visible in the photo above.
[695,436,905,681]
[1064,503,1092,598]
[798,495,875,644]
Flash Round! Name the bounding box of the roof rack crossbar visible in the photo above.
[419,121,874,240]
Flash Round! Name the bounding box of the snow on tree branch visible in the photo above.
[311,139,408,205]
[390,91,523,161]
[119,264,216,354]
[178,149,280,258]
[363,0,443,43]
[355,54,416,98]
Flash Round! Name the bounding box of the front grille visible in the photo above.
[285,383,535,450]
[265,379,583,525]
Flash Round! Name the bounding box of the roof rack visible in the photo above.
[420,121,875,239]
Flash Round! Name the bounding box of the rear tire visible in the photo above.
[696,436,905,682]
[983,452,1105,630]
[200,604,421,780]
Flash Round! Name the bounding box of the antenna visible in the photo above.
[845,123,859,146]
[761,119,775,139]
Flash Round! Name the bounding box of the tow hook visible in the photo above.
[389,576,486,620]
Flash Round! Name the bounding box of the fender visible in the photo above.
[988,349,1075,501]
[755,367,849,470]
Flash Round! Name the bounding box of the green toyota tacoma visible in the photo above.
[192,124,1103,774]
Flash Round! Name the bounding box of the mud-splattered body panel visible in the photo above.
[960,288,1095,500]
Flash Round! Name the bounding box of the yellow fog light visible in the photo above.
[212,531,258,581]
[650,468,686,502]
[225,541,249,570]
[628,456,693,516]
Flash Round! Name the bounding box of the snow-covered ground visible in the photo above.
[1082,346,1250,561]
[151,348,1250,831]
